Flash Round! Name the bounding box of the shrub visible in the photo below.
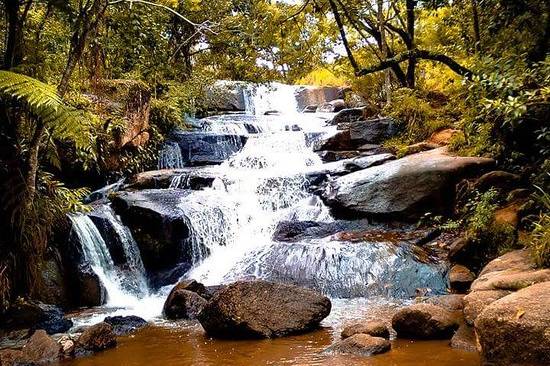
[530,185,550,267]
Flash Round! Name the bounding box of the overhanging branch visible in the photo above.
[356,49,474,79]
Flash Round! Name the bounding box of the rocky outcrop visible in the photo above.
[323,148,494,219]
[169,131,248,166]
[104,316,148,336]
[391,303,460,340]
[126,167,218,190]
[425,294,464,311]
[294,86,340,111]
[35,254,69,308]
[324,334,391,357]
[475,281,550,366]
[77,263,107,307]
[197,280,331,339]
[317,99,345,113]
[463,290,511,326]
[0,330,62,365]
[204,81,248,111]
[340,321,390,339]
[111,189,191,274]
[0,300,72,335]
[315,117,400,153]
[76,322,117,355]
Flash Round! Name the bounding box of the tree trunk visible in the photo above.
[328,0,359,73]
[58,0,108,97]
[378,0,391,104]
[405,0,416,88]
[3,0,24,69]
[24,122,46,208]
[471,0,481,54]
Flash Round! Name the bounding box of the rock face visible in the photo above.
[328,107,370,125]
[450,324,477,352]
[163,288,207,320]
[463,290,511,325]
[324,148,495,219]
[341,321,390,339]
[111,189,191,274]
[391,304,460,339]
[1,300,73,335]
[104,316,148,336]
[127,167,218,190]
[197,280,331,339]
[77,322,117,354]
[449,265,476,293]
[425,294,464,311]
[204,81,248,111]
[77,263,107,307]
[35,255,69,307]
[169,131,248,166]
[294,86,340,111]
[475,281,550,366]
[324,334,391,357]
[317,99,346,113]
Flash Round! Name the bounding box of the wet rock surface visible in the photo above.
[163,288,208,320]
[324,334,391,356]
[0,300,72,335]
[76,322,117,355]
[450,324,477,352]
[104,316,148,336]
[198,280,331,339]
[323,148,494,219]
[169,131,248,166]
[392,303,460,340]
[340,321,390,339]
[475,281,550,366]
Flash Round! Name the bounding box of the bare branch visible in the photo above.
[356,49,474,79]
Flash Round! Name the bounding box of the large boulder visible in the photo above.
[76,322,117,354]
[0,330,61,365]
[204,80,247,111]
[340,321,390,339]
[77,263,107,307]
[168,131,248,166]
[425,294,464,311]
[391,303,460,340]
[328,107,371,126]
[450,324,477,352]
[0,300,72,335]
[35,254,69,308]
[463,290,512,325]
[348,117,400,144]
[317,99,346,113]
[197,280,331,339]
[294,85,340,111]
[475,281,550,366]
[126,167,218,191]
[323,148,495,219]
[111,189,191,274]
[449,265,476,293]
[163,288,207,320]
[324,334,391,357]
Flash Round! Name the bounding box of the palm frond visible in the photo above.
[0,71,93,150]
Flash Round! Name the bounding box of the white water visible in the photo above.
[158,141,184,169]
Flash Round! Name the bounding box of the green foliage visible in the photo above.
[0,71,94,153]
[383,88,453,147]
[296,68,349,87]
[530,185,550,267]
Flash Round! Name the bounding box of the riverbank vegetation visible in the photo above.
[0,0,548,311]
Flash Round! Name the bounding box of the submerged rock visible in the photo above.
[324,334,391,357]
[198,280,331,339]
[324,148,494,219]
[392,304,460,340]
[341,321,390,339]
[475,281,550,366]
[104,316,148,336]
[76,322,117,355]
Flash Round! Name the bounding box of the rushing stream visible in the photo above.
[64,83,464,365]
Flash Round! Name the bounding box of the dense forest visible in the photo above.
[0,1,548,365]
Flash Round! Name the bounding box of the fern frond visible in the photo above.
[0,71,93,151]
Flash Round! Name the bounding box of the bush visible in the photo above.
[530,185,550,267]
[150,98,184,135]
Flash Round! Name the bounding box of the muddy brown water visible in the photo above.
[61,324,480,366]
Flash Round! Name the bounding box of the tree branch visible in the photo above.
[356,49,474,79]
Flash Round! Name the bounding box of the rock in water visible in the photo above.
[197,280,331,339]
[76,322,117,354]
[324,147,494,219]
[392,304,460,340]
[324,334,391,356]
[163,289,207,320]
[475,282,550,366]
[104,316,148,336]
[1,300,73,335]
[341,321,390,339]
[22,330,61,364]
[463,290,511,325]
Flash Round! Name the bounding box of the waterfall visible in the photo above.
[244,82,300,115]
[158,141,184,169]
[69,214,143,307]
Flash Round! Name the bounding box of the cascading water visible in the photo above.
[72,82,447,325]
[158,141,184,169]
